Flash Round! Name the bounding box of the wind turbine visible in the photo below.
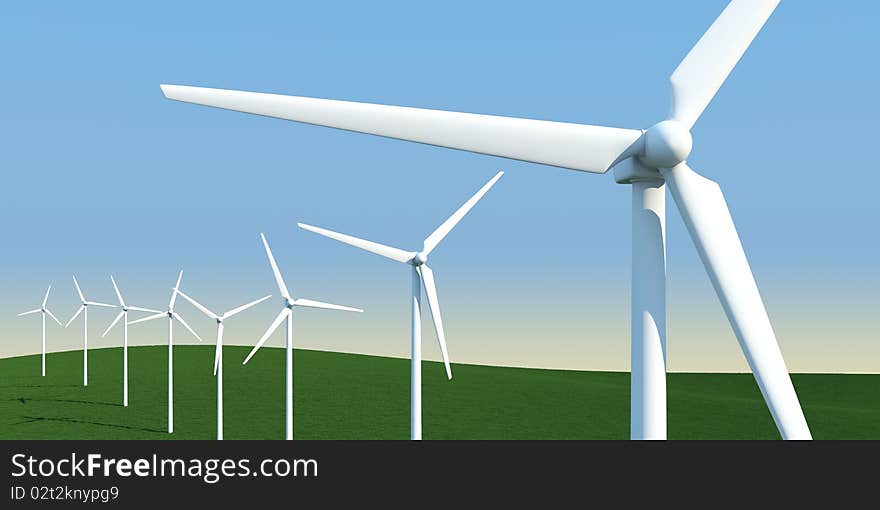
[174,289,271,440]
[65,275,116,386]
[100,276,162,407]
[243,233,363,440]
[160,0,810,440]
[128,271,203,433]
[17,286,63,376]
[299,171,503,439]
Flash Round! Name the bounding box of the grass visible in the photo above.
[0,345,877,439]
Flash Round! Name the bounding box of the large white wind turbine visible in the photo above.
[243,233,363,440]
[100,276,162,407]
[128,271,203,433]
[299,171,503,440]
[65,275,117,386]
[17,286,64,376]
[174,289,271,440]
[160,0,811,439]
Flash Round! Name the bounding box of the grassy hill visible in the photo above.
[0,345,877,439]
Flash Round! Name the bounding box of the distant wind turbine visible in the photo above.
[65,276,116,386]
[17,285,63,376]
[101,276,162,407]
[128,271,203,433]
[299,170,503,439]
[175,289,271,440]
[244,233,362,440]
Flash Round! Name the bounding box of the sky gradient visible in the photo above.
[1,1,878,373]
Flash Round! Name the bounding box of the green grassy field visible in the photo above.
[0,345,876,439]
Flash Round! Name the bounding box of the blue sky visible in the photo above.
[1,1,877,372]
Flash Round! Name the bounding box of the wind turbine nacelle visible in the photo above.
[613,157,663,184]
[639,120,692,170]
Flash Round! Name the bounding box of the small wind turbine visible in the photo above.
[243,233,363,440]
[65,275,116,386]
[100,276,162,407]
[299,170,503,440]
[128,271,203,433]
[174,289,271,440]
[17,285,64,376]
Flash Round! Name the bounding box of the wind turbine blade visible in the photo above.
[261,233,290,299]
[175,290,219,319]
[101,311,125,338]
[292,298,363,313]
[42,285,52,308]
[418,265,452,380]
[110,276,126,307]
[127,306,163,314]
[169,270,183,309]
[18,309,42,317]
[663,162,811,440]
[298,223,414,263]
[172,312,203,341]
[72,275,85,302]
[423,171,503,255]
[161,84,644,174]
[128,312,166,325]
[45,309,63,326]
[86,301,117,308]
[669,0,779,128]
[213,323,224,376]
[223,295,272,319]
[65,306,84,327]
[243,308,289,365]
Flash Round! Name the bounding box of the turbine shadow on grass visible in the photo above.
[9,397,124,408]
[14,416,166,434]
[0,384,80,389]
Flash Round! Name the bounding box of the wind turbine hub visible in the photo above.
[640,120,692,169]
[285,298,294,309]
[216,318,223,324]
[411,252,427,266]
